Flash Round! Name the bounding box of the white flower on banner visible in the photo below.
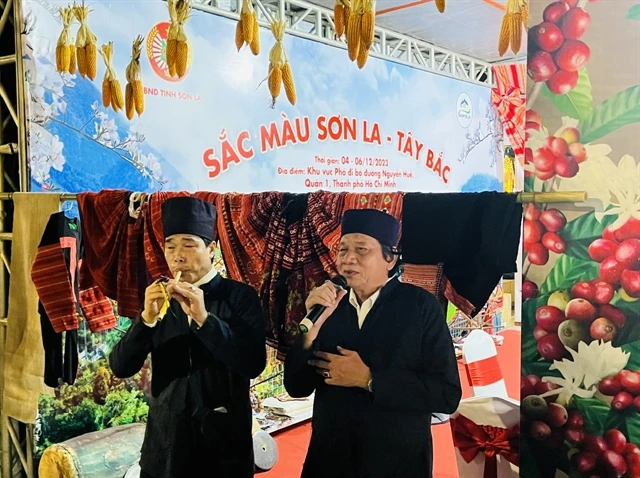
[556,153,640,229]
[29,123,66,185]
[540,340,629,405]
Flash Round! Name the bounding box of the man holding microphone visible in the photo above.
[284,208,461,478]
[109,196,266,478]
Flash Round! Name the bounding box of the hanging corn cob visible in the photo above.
[520,0,529,29]
[98,42,124,113]
[55,7,75,74]
[435,0,446,13]
[498,0,523,57]
[334,0,351,39]
[166,0,192,78]
[360,0,376,51]
[235,0,260,55]
[267,20,296,108]
[74,1,98,80]
[504,154,515,193]
[346,0,362,62]
[125,35,145,120]
[166,0,178,77]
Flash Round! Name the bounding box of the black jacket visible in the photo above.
[284,279,461,478]
[109,274,266,478]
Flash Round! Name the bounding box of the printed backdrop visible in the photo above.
[23,0,503,198]
[521,0,640,476]
[21,0,505,461]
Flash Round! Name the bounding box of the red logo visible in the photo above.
[146,21,192,82]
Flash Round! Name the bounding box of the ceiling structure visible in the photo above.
[309,0,526,63]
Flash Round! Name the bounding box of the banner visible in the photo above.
[24,0,503,195]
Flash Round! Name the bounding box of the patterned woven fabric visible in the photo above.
[402,263,475,316]
[491,64,526,166]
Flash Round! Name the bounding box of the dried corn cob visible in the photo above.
[125,35,145,119]
[235,0,260,56]
[266,20,295,107]
[125,83,134,120]
[235,18,245,51]
[435,0,446,13]
[520,0,529,29]
[356,42,369,69]
[360,0,376,51]
[99,42,124,112]
[166,0,179,75]
[241,0,254,45]
[282,61,296,105]
[334,0,349,38]
[68,44,77,75]
[74,1,98,80]
[249,12,260,55]
[346,0,362,62]
[55,7,75,74]
[174,0,192,78]
[498,0,523,56]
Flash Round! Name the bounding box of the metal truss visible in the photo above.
[188,0,495,87]
[1,0,33,475]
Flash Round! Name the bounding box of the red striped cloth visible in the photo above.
[78,190,143,318]
[491,64,526,166]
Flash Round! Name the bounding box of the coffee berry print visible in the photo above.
[522,0,640,474]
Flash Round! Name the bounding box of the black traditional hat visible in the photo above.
[161,197,217,242]
[341,209,400,248]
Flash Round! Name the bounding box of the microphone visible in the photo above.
[299,275,348,334]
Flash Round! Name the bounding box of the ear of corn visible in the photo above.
[125,35,145,118]
[249,12,260,55]
[282,61,296,106]
[356,43,369,69]
[334,1,345,38]
[360,0,375,51]
[102,79,111,108]
[73,2,98,80]
[76,46,87,77]
[172,0,192,78]
[56,7,75,74]
[166,38,178,71]
[235,18,245,51]
[125,83,135,120]
[511,13,522,54]
[435,0,446,13]
[268,66,282,104]
[99,42,124,113]
[242,12,254,45]
[346,11,361,61]
[520,0,529,29]
[266,20,288,108]
[497,12,511,57]
[68,45,77,75]
[498,0,523,56]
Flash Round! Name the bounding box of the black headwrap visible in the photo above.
[162,197,217,242]
[341,209,400,248]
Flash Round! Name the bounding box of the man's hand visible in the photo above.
[166,282,208,326]
[141,282,167,324]
[308,347,371,389]
[301,282,347,348]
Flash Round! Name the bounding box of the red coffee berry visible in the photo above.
[528,51,558,82]
[598,304,627,329]
[554,154,579,178]
[568,142,587,163]
[567,410,584,429]
[539,209,567,232]
[599,256,625,285]
[533,147,556,172]
[537,333,566,361]
[621,269,640,298]
[571,281,595,301]
[561,7,591,40]
[619,371,640,395]
[530,421,552,441]
[546,402,568,428]
[565,427,585,445]
[565,298,597,322]
[583,435,608,457]
[598,376,622,396]
[602,450,627,477]
[522,280,539,300]
[546,69,579,95]
[532,22,565,52]
[614,216,640,242]
[615,239,640,269]
[554,40,591,72]
[592,281,615,305]
[590,317,617,343]
[528,243,550,266]
[536,305,566,332]
[612,391,633,411]
[588,238,618,263]
[574,451,597,473]
[524,203,541,221]
[604,429,627,454]
[533,326,549,341]
[543,1,570,23]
